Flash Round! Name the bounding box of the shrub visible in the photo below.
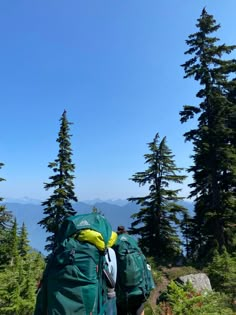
[205,248,236,297]
[156,281,234,315]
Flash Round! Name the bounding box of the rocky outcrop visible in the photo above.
[176,273,212,292]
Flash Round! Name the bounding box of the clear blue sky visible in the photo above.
[0,0,235,202]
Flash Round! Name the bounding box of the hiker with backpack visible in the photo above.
[34,213,118,315]
[113,226,155,315]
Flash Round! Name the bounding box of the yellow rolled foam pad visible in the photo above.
[75,229,118,251]
[107,231,118,247]
[77,229,105,251]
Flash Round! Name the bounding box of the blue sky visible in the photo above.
[0,0,235,202]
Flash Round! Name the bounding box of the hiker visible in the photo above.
[34,213,118,315]
[115,226,145,315]
[116,225,127,235]
[113,226,155,315]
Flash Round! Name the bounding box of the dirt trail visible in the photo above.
[150,274,169,306]
[149,266,189,307]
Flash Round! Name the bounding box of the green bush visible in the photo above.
[156,281,234,315]
[206,248,236,297]
[0,252,45,315]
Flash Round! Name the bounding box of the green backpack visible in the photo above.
[113,234,155,305]
[34,213,116,315]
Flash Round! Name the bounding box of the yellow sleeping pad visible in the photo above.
[107,231,117,247]
[74,229,117,251]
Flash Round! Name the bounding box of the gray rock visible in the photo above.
[177,273,212,292]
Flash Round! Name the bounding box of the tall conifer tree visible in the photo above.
[8,218,19,266]
[180,9,236,260]
[128,134,187,262]
[0,162,12,229]
[18,223,30,258]
[0,162,13,265]
[39,111,78,252]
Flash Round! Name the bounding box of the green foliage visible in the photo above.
[18,223,30,257]
[144,302,158,315]
[38,110,78,253]
[128,133,187,263]
[0,214,45,315]
[180,8,236,261]
[206,248,236,297]
[180,213,195,260]
[8,218,19,265]
[0,164,14,266]
[0,204,12,231]
[157,281,234,315]
[0,229,10,266]
[0,178,45,315]
[0,253,45,315]
[0,162,12,231]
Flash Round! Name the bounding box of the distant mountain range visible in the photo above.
[4,197,129,207]
[2,200,193,255]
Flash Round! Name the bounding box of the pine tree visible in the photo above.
[180,213,195,260]
[180,8,236,260]
[0,215,44,314]
[0,162,13,266]
[38,110,78,252]
[0,162,12,229]
[19,255,40,314]
[30,251,46,284]
[8,218,19,266]
[206,247,236,297]
[0,264,22,314]
[0,255,39,315]
[18,223,30,258]
[128,134,187,262]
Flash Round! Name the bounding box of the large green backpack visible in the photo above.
[113,234,155,305]
[34,213,116,315]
